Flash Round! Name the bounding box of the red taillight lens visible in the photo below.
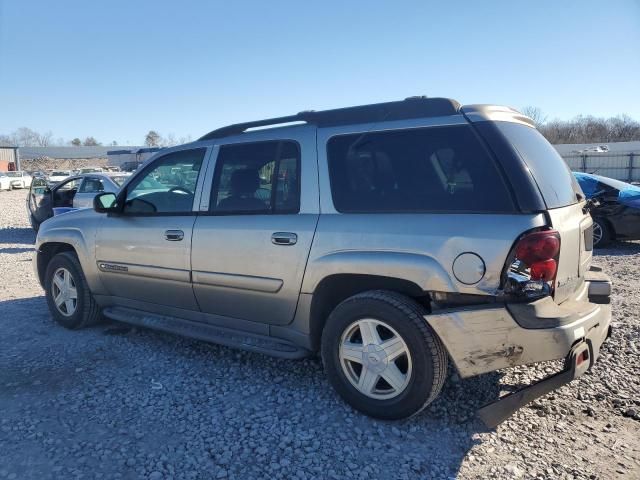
[515,231,560,265]
[505,229,561,298]
[530,259,557,281]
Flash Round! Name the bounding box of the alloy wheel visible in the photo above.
[592,222,603,246]
[51,267,78,317]
[339,318,412,400]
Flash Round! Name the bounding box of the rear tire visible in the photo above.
[592,218,611,247]
[44,252,102,329]
[321,290,447,420]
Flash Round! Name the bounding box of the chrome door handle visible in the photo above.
[271,232,297,246]
[164,229,184,241]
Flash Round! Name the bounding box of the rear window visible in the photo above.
[495,122,580,208]
[327,125,514,213]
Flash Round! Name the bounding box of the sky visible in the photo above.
[0,0,639,146]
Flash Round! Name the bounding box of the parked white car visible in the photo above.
[47,170,72,186]
[78,167,104,174]
[3,171,33,189]
[0,173,12,191]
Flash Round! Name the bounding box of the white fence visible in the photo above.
[561,153,639,182]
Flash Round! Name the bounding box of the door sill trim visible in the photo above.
[102,306,311,359]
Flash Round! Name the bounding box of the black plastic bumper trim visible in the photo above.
[477,341,592,428]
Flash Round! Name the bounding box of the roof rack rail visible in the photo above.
[199,97,460,141]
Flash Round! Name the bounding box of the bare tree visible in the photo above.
[36,130,53,147]
[0,134,12,146]
[83,136,101,146]
[538,114,640,144]
[13,127,40,146]
[145,130,162,147]
[521,106,548,127]
[161,133,177,147]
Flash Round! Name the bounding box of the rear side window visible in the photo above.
[495,122,580,208]
[211,140,300,214]
[327,125,514,213]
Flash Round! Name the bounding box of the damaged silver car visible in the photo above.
[33,97,611,426]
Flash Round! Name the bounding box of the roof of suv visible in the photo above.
[199,97,536,141]
[199,97,462,141]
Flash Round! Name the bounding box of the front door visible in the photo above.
[191,132,319,325]
[95,147,208,310]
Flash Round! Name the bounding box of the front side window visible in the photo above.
[327,125,514,213]
[124,148,206,214]
[211,141,300,214]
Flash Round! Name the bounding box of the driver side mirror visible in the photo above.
[93,192,118,213]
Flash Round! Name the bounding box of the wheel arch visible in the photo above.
[307,274,430,351]
[36,242,77,288]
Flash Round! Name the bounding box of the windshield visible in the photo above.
[591,174,634,191]
[51,171,70,176]
[80,168,102,173]
[5,172,21,177]
[496,122,581,208]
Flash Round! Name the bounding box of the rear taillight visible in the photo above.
[504,230,561,298]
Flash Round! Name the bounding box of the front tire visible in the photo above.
[321,290,447,420]
[44,252,102,329]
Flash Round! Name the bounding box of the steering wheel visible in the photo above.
[168,186,193,195]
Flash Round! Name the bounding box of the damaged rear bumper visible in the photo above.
[425,269,611,427]
[477,323,611,428]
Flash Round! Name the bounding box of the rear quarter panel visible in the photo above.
[303,213,547,296]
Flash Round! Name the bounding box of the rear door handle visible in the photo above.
[271,232,297,246]
[164,229,184,241]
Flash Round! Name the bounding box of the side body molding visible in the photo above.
[301,250,456,294]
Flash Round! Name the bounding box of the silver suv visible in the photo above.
[34,97,612,426]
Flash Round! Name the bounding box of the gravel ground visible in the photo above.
[1,188,639,479]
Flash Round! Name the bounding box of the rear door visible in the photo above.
[191,127,319,325]
[494,122,591,302]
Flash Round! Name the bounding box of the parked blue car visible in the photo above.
[573,172,640,246]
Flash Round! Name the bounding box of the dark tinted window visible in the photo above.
[496,122,580,208]
[211,141,300,214]
[327,125,514,213]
